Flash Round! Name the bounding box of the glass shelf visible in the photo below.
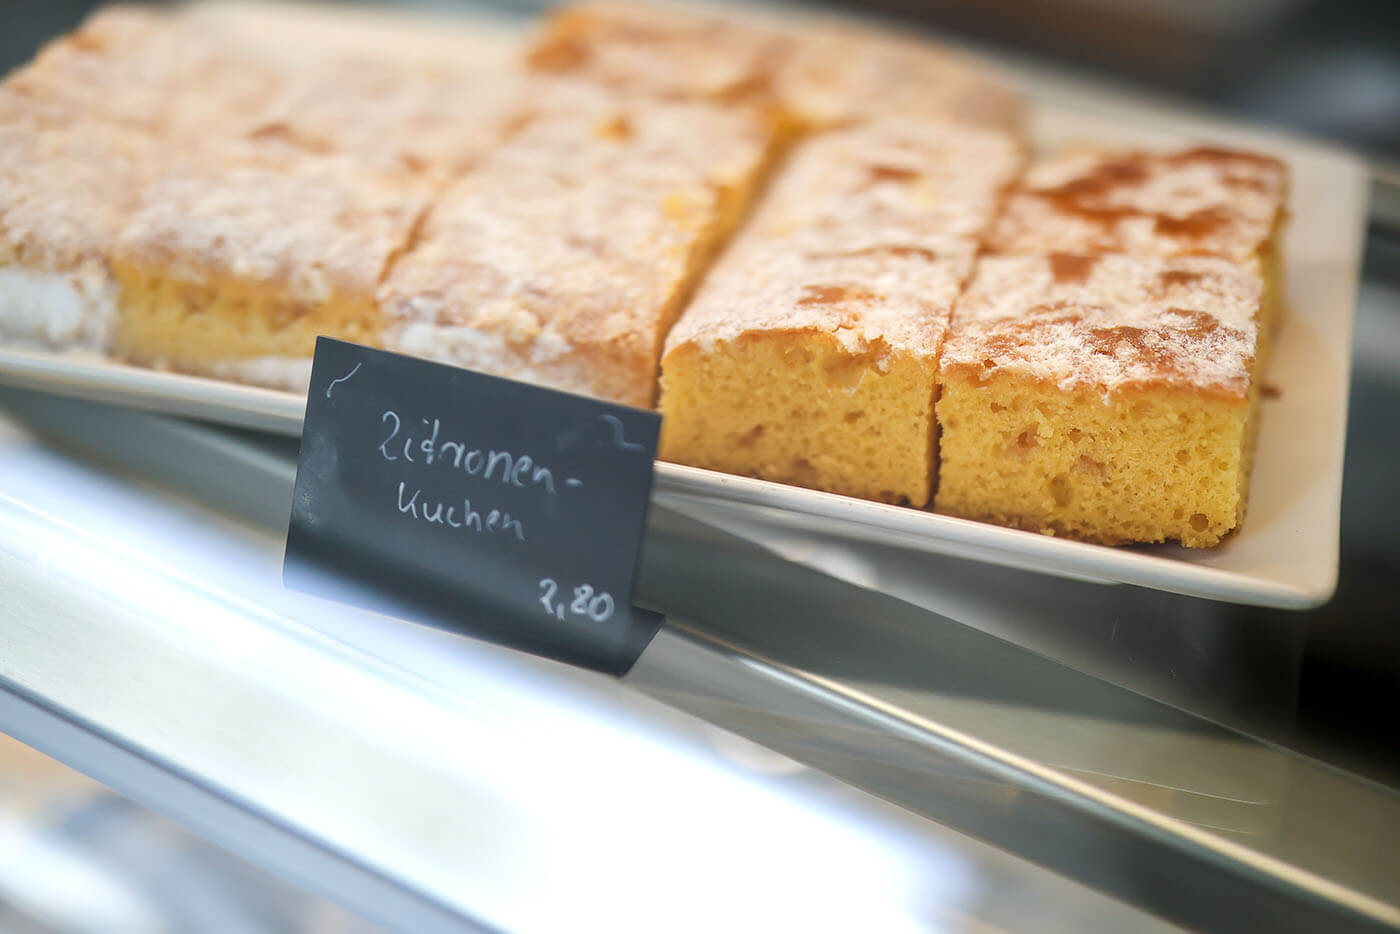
[0,386,1180,933]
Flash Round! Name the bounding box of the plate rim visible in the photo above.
[0,345,1344,609]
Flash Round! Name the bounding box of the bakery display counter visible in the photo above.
[1,379,1398,932]
[1,0,1398,930]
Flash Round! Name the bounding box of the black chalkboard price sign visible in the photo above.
[285,338,664,675]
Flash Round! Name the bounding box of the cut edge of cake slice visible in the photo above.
[659,255,963,507]
[934,251,1263,548]
[659,119,1025,506]
[109,146,436,379]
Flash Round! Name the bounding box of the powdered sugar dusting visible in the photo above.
[667,247,967,358]
[943,253,1261,398]
[0,120,154,274]
[667,119,1023,358]
[0,264,117,351]
[116,148,433,300]
[754,118,1024,247]
[527,1,1021,131]
[7,3,524,159]
[3,3,521,329]
[527,1,794,102]
[380,83,778,407]
[8,7,282,140]
[777,22,1022,131]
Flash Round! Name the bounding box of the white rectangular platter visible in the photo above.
[0,19,1371,610]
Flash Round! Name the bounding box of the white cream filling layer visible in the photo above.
[0,264,117,351]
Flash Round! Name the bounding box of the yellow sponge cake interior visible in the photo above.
[936,252,1262,547]
[660,119,1024,506]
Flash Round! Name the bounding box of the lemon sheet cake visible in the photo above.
[2,2,1296,551]
[0,7,205,352]
[659,119,1023,505]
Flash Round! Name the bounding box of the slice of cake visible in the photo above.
[659,120,1024,506]
[660,248,968,506]
[935,252,1263,547]
[378,84,783,408]
[0,7,206,352]
[527,2,1022,132]
[987,147,1288,334]
[1,3,528,385]
[109,147,433,389]
[775,23,1023,132]
[0,118,156,351]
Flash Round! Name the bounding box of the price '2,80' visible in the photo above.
[538,578,615,623]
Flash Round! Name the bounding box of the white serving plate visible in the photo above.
[0,27,1370,609]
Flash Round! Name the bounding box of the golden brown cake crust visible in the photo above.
[987,147,1288,264]
[942,253,1261,400]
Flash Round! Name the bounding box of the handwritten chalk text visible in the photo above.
[378,411,581,495]
[396,481,526,541]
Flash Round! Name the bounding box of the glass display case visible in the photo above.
[1,1,1398,931]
